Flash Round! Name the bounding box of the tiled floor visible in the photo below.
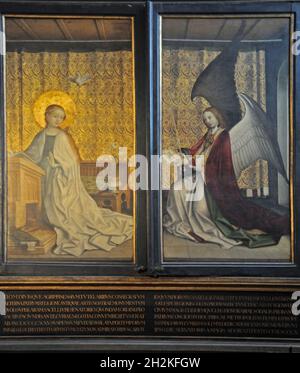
[8,233,291,263]
[163,232,291,262]
[8,239,133,262]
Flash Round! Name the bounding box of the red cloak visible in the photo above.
[189,130,289,236]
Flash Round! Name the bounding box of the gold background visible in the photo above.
[162,48,269,189]
[6,50,135,160]
[6,47,268,189]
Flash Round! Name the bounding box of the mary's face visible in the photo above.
[45,109,65,128]
[203,111,219,129]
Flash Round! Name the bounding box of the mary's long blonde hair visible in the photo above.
[45,104,66,120]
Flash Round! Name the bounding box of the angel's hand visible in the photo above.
[180,148,190,155]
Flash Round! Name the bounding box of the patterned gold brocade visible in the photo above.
[162,48,269,189]
[6,50,135,160]
[6,47,269,189]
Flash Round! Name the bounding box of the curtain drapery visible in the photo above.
[6,50,135,161]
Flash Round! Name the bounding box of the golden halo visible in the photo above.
[33,90,76,128]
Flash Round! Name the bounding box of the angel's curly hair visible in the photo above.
[203,106,226,129]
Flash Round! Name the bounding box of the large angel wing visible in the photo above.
[229,93,288,183]
[191,21,252,129]
[191,40,242,130]
[191,38,242,130]
[191,20,261,130]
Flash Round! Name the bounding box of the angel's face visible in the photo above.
[45,109,65,128]
[203,111,219,129]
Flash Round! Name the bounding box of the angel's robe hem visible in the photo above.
[191,130,289,239]
[204,187,280,248]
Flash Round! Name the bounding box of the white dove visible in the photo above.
[69,74,91,87]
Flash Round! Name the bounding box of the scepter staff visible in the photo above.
[170,108,182,154]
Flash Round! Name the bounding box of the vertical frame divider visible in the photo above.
[148,1,163,275]
[0,15,6,266]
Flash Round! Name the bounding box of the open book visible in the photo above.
[9,151,35,163]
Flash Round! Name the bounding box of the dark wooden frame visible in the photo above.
[0,1,148,276]
[0,0,299,354]
[148,0,300,277]
[0,0,299,277]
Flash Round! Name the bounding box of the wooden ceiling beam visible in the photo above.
[12,19,40,40]
[95,19,107,40]
[215,19,227,40]
[56,19,73,40]
[94,19,102,40]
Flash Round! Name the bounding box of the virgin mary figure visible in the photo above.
[18,103,133,257]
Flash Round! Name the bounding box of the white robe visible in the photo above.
[23,129,133,257]
[163,175,241,249]
[163,149,241,250]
